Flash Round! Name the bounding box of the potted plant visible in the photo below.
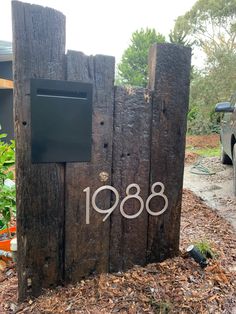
[0,131,16,258]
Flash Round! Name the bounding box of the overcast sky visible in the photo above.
[0,0,197,64]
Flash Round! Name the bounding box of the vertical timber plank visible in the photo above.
[12,1,65,300]
[65,51,115,282]
[110,86,152,272]
[147,43,191,262]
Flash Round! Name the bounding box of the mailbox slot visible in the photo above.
[36,89,87,99]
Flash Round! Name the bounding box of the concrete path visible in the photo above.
[184,157,236,231]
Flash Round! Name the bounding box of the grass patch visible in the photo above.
[194,240,217,259]
[186,146,220,157]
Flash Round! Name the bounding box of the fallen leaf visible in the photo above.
[0,260,7,271]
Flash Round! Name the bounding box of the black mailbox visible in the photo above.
[31,79,92,163]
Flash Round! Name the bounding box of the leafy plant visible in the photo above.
[0,133,15,184]
[0,186,16,230]
[194,240,216,259]
[117,28,166,87]
[0,131,16,235]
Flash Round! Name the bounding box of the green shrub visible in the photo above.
[187,111,220,135]
[0,132,16,231]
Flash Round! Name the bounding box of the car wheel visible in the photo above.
[233,144,236,197]
[221,144,232,165]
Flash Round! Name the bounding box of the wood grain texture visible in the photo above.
[65,51,115,282]
[110,86,152,272]
[147,43,191,262]
[12,1,65,300]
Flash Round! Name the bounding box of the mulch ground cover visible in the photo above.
[0,189,235,313]
[186,134,220,149]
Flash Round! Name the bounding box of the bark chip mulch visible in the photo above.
[0,189,236,313]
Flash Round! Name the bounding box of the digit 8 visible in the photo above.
[146,182,168,216]
[120,183,144,219]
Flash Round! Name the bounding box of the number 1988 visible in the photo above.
[83,182,168,224]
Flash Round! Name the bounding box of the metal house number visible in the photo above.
[83,182,168,224]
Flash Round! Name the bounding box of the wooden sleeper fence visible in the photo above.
[12,1,191,300]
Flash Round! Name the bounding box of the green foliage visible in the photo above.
[171,0,236,134]
[186,146,220,157]
[187,53,236,134]
[194,240,217,259]
[0,186,16,230]
[187,110,221,135]
[0,132,16,231]
[173,0,236,54]
[205,49,236,98]
[117,28,165,87]
[196,147,220,157]
[169,21,193,47]
[0,133,15,184]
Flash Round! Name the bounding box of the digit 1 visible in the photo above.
[83,187,90,224]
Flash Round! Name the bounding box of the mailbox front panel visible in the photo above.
[31,79,92,163]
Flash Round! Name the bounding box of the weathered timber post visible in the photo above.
[12,1,65,300]
[147,43,191,262]
[110,86,152,272]
[65,51,115,282]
